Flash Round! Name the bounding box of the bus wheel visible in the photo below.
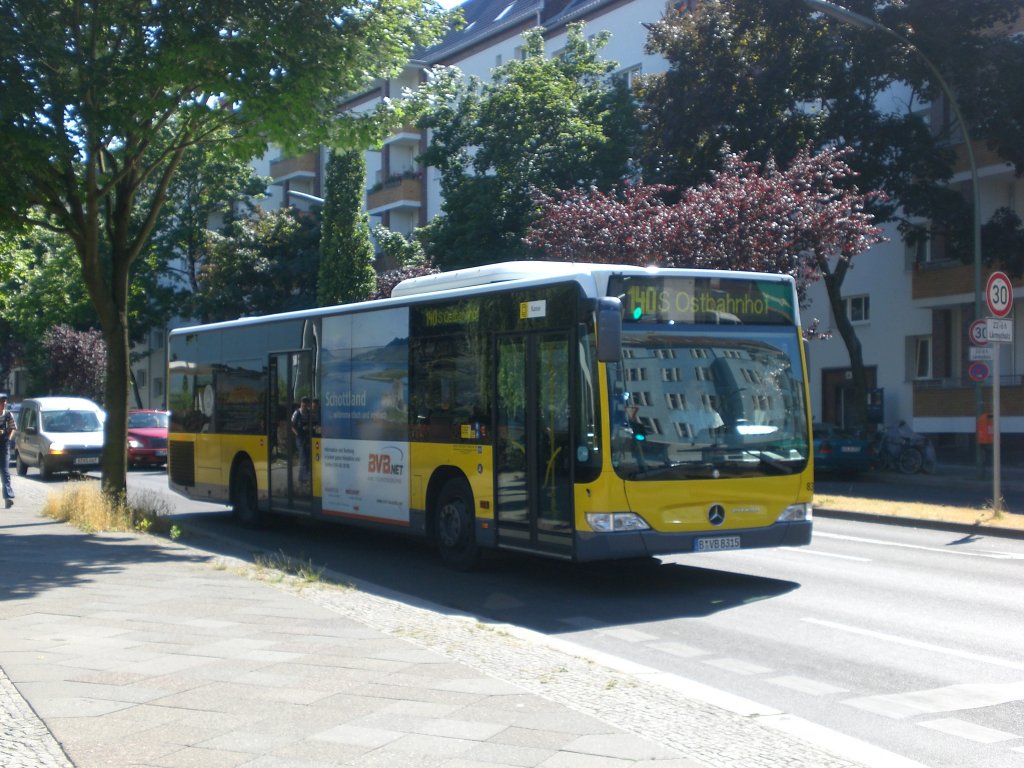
[232,461,262,527]
[435,477,480,571]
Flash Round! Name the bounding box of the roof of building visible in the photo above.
[420,0,623,64]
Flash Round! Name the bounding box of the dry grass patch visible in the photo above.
[43,480,181,538]
[814,494,1024,531]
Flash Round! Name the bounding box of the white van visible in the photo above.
[15,397,105,479]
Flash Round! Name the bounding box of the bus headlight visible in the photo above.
[48,443,66,455]
[776,503,812,523]
[586,512,651,532]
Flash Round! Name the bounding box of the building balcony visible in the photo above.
[914,378,1024,418]
[383,124,422,149]
[913,260,1022,303]
[366,175,423,215]
[269,151,318,183]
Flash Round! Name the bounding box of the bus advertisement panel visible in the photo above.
[320,309,410,523]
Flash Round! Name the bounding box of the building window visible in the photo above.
[613,64,642,89]
[666,392,687,410]
[153,378,165,398]
[908,336,932,380]
[136,369,147,387]
[846,295,870,324]
[629,391,652,407]
[674,422,696,439]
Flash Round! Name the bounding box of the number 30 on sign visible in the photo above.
[986,271,1014,318]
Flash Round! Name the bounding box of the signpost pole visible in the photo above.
[993,347,1001,514]
[985,272,1013,514]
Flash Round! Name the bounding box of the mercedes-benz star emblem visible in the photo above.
[708,504,726,526]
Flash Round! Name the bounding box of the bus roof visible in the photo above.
[390,261,606,297]
[169,262,798,336]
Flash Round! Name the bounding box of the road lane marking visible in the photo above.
[814,531,1024,560]
[602,627,658,643]
[803,618,1024,671]
[790,547,871,562]
[647,641,706,659]
[918,718,1020,744]
[702,657,773,675]
[767,675,849,696]
[847,681,1024,719]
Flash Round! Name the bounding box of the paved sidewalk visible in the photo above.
[0,474,893,768]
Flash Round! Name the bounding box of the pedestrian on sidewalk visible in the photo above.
[0,393,16,508]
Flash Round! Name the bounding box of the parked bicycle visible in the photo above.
[872,423,936,475]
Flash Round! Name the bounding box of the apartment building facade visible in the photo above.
[264,0,1023,458]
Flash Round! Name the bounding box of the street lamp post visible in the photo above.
[802,0,984,474]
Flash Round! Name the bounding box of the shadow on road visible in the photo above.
[168,508,800,635]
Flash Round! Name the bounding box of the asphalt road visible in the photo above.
[116,469,1024,768]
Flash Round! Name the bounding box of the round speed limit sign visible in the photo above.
[986,271,1014,318]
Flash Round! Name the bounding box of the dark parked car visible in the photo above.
[812,422,876,477]
[127,409,169,468]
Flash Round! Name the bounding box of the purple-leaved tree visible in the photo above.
[526,145,885,426]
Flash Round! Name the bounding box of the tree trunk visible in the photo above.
[100,306,131,499]
[823,270,869,431]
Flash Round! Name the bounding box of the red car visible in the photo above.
[127,409,169,468]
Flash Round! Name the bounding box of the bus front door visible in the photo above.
[495,333,573,558]
[269,350,314,510]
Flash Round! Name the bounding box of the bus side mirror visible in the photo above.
[596,297,622,363]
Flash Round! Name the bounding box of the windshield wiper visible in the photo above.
[627,462,721,481]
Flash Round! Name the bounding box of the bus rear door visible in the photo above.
[269,350,314,510]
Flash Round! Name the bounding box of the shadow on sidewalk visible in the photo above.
[0,520,213,603]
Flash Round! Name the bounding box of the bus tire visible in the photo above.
[435,477,480,571]
[231,460,262,527]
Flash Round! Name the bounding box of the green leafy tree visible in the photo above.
[319,150,377,306]
[370,226,436,299]
[418,23,640,269]
[196,208,321,322]
[636,0,1023,427]
[1,226,174,395]
[148,130,271,321]
[637,0,1023,249]
[372,225,428,270]
[0,0,449,496]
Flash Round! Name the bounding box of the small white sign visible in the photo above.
[520,300,547,319]
[969,346,993,361]
[987,318,1013,343]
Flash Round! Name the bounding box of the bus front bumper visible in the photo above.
[574,520,812,562]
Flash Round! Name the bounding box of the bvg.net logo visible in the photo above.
[368,446,405,477]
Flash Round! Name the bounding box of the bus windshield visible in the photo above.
[608,325,809,480]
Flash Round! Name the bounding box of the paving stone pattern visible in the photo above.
[1,473,867,767]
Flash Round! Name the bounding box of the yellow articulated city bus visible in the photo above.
[167,262,813,568]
